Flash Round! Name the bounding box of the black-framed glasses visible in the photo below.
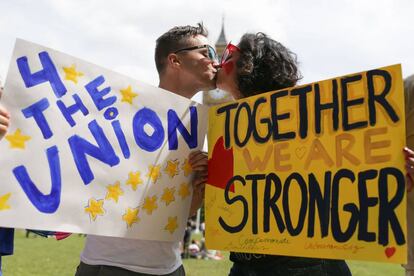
[174,44,218,61]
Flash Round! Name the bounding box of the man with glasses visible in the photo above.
[76,23,216,276]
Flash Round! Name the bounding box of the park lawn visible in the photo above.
[1,230,405,276]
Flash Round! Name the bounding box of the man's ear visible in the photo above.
[167,53,181,69]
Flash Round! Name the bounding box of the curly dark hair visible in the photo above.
[236,33,302,97]
[155,23,208,74]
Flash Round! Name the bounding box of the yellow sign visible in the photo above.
[206,64,407,263]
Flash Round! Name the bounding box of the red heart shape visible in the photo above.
[207,136,234,192]
[222,61,234,75]
[385,247,396,258]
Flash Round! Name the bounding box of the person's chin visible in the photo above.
[216,83,224,91]
[206,77,217,90]
[207,83,217,90]
[215,78,227,91]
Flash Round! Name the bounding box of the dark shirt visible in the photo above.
[0,228,14,256]
[230,252,282,266]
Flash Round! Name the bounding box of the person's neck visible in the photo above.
[158,78,194,100]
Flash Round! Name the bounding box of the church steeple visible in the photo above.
[216,17,227,46]
[203,16,233,106]
[215,16,228,58]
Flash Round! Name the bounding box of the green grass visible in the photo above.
[184,254,232,276]
[2,230,85,276]
[1,230,405,275]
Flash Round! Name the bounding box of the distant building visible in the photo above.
[203,19,233,106]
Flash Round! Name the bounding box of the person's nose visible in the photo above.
[212,60,221,70]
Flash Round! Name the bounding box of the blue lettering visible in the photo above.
[104,107,118,120]
[132,107,164,152]
[168,106,198,150]
[21,98,53,139]
[13,146,61,213]
[112,120,130,159]
[16,51,67,98]
[85,76,116,111]
[56,94,89,127]
[69,120,120,185]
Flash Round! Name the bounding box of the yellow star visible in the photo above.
[84,198,105,221]
[126,171,143,191]
[5,129,31,149]
[164,216,178,234]
[147,164,161,184]
[161,187,176,206]
[142,195,158,215]
[0,193,11,211]
[105,181,124,203]
[120,85,138,104]
[122,207,140,228]
[63,64,84,84]
[164,160,179,179]
[181,158,193,176]
[178,182,191,200]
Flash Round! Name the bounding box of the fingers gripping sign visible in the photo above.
[188,150,207,216]
[404,147,414,192]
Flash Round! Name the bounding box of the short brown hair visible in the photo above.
[155,23,208,74]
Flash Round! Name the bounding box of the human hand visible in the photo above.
[189,150,208,190]
[0,104,10,140]
[404,147,414,193]
[188,150,208,216]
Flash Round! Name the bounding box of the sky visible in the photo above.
[0,0,413,101]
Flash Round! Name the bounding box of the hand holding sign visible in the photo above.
[0,105,10,140]
[404,147,414,192]
[188,150,208,216]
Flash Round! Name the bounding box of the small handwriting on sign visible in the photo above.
[224,236,290,251]
[304,241,365,254]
